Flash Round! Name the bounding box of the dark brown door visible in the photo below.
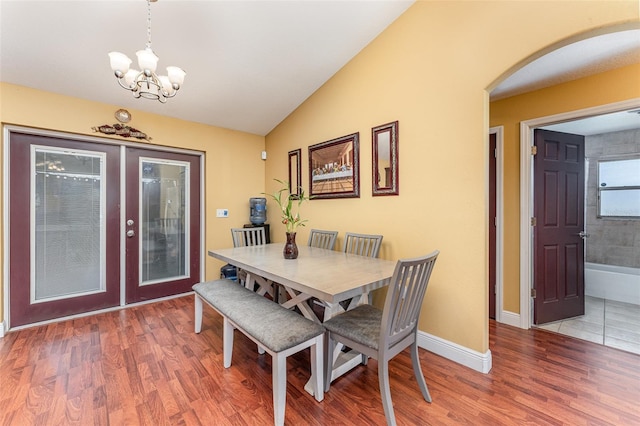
[125,147,201,303]
[489,133,497,319]
[9,132,121,327]
[533,129,585,324]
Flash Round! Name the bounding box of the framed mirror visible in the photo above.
[288,148,302,198]
[372,121,399,196]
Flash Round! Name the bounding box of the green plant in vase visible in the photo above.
[264,179,310,259]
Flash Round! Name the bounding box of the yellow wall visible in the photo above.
[2,1,638,356]
[0,82,266,322]
[491,63,640,313]
[265,1,639,353]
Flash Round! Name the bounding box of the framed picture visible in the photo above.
[372,121,399,196]
[288,148,302,198]
[309,132,360,199]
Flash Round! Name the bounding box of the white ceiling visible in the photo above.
[1,1,639,136]
[490,30,640,101]
[542,109,640,136]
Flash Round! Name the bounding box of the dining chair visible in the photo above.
[305,229,340,318]
[343,232,383,258]
[323,250,439,426]
[338,232,384,310]
[307,229,339,250]
[228,227,266,280]
[231,226,267,248]
[229,227,274,297]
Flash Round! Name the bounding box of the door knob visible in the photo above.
[577,231,589,239]
[127,229,135,238]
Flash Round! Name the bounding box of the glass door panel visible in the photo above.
[33,147,105,302]
[140,159,189,284]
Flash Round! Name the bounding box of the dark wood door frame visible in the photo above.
[489,133,497,319]
[489,127,503,323]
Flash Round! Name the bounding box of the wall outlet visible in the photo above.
[216,208,229,218]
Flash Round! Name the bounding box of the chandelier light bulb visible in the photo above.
[158,76,174,95]
[136,48,159,74]
[167,66,186,87]
[124,69,140,88]
[108,52,132,77]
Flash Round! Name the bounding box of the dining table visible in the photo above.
[207,243,397,394]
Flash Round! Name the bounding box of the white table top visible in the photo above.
[208,243,397,304]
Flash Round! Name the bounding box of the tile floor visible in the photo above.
[536,296,640,355]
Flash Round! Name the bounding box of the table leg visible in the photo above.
[302,299,369,396]
[280,286,318,323]
[245,272,275,299]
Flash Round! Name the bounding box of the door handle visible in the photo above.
[126,219,135,238]
[577,231,589,239]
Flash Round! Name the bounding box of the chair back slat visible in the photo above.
[231,227,267,247]
[343,232,383,258]
[308,229,338,250]
[382,250,439,347]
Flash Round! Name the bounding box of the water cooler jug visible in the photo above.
[249,197,267,225]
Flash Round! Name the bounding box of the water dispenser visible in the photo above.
[249,197,267,224]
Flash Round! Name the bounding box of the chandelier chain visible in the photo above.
[146,0,152,49]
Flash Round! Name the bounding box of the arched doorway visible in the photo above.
[488,28,640,333]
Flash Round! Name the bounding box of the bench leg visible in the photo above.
[223,317,234,368]
[194,295,203,333]
[272,352,287,426]
[311,335,324,402]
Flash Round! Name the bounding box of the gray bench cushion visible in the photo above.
[193,279,324,353]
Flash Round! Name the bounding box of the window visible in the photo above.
[597,157,640,218]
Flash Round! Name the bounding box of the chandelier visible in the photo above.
[108,0,185,103]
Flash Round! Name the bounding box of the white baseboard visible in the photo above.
[499,310,522,328]
[417,330,492,374]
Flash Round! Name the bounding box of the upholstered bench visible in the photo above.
[193,279,324,426]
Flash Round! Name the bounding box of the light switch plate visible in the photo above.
[216,209,229,218]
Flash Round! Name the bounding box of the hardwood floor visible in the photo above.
[1,295,639,425]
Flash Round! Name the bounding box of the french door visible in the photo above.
[125,147,200,303]
[8,130,201,327]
